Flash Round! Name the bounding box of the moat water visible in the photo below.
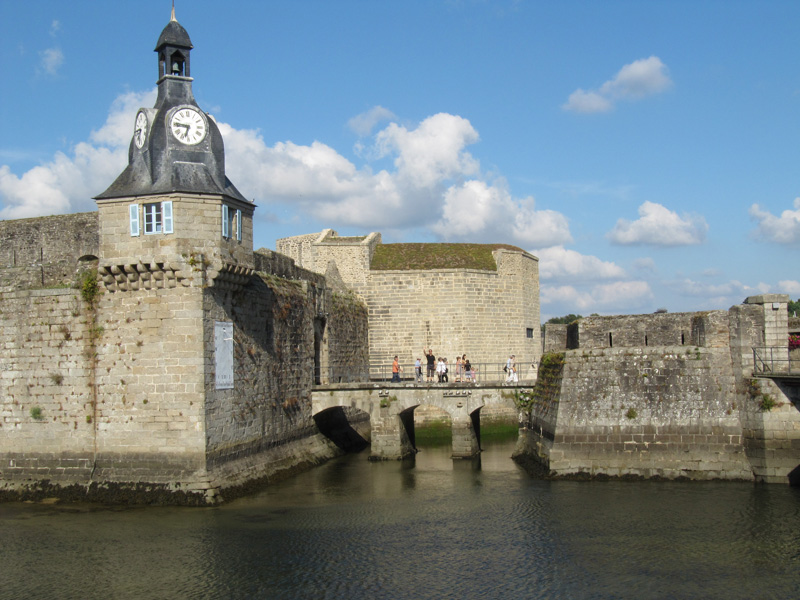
[1,436,799,600]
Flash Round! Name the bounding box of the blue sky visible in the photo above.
[1,0,798,321]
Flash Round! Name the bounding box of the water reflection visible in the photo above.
[1,439,799,600]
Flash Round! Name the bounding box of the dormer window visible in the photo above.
[129,201,173,236]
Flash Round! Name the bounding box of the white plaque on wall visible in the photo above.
[215,321,234,389]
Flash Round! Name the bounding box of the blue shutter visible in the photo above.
[236,209,242,241]
[129,204,140,237]
[221,205,229,238]
[162,201,173,234]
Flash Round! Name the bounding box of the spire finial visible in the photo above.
[170,1,176,22]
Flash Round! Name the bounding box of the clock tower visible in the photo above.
[95,7,254,291]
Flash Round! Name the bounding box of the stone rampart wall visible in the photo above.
[273,230,327,271]
[353,250,541,370]
[0,212,99,267]
[567,312,726,350]
[253,249,325,286]
[517,345,752,480]
[0,228,370,502]
[0,213,99,290]
[0,288,96,480]
[517,297,800,484]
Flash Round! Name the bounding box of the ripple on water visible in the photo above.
[1,442,799,600]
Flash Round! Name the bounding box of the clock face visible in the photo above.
[133,111,148,149]
[169,107,207,145]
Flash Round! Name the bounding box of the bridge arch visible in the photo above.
[311,384,517,460]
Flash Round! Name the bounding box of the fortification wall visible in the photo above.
[515,345,752,480]
[274,230,329,272]
[555,346,749,479]
[355,249,541,372]
[517,297,800,484]
[0,213,99,291]
[0,288,96,480]
[0,212,99,267]
[0,220,370,503]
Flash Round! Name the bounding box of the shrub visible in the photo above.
[789,334,800,351]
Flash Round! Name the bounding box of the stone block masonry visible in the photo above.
[0,212,370,504]
[277,230,542,373]
[515,296,800,484]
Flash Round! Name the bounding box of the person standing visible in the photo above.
[425,349,436,382]
[392,355,402,383]
[505,354,518,383]
[415,357,422,382]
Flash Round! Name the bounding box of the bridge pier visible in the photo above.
[312,383,519,461]
[369,411,417,460]
[451,411,481,458]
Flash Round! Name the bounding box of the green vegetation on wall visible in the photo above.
[371,243,523,271]
[513,352,565,412]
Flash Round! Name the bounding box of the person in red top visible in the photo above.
[391,355,402,382]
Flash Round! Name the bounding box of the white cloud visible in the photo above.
[39,47,64,76]
[563,56,672,113]
[562,89,613,114]
[374,113,480,187]
[600,56,672,99]
[749,198,800,244]
[49,20,61,37]
[534,245,625,281]
[0,89,155,219]
[778,280,800,295]
[670,278,770,306]
[0,92,571,247]
[432,181,572,247]
[348,106,397,137]
[541,280,653,313]
[607,201,707,246]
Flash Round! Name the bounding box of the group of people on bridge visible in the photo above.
[390,349,487,383]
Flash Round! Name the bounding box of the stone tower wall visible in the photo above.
[277,232,542,375]
[97,194,255,273]
[353,249,541,375]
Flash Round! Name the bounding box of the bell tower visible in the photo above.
[94,7,254,292]
[157,5,192,80]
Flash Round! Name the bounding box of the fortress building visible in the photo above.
[1,9,797,502]
[277,230,542,377]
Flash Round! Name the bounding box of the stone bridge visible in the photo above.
[311,383,523,460]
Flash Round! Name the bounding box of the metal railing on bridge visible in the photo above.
[752,347,800,378]
[318,359,538,385]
